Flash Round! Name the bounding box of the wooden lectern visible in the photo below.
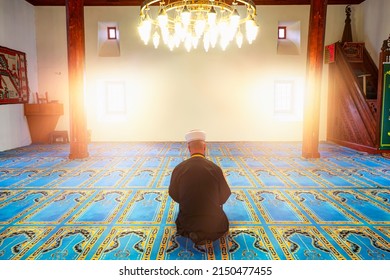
[24,103,64,144]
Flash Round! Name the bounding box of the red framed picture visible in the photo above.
[0,46,29,104]
[325,44,336,64]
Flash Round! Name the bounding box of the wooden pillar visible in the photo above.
[66,0,89,159]
[302,0,328,158]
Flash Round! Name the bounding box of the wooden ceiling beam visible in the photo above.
[25,0,365,6]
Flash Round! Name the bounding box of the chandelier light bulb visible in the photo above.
[192,35,199,49]
[203,32,210,52]
[174,21,182,35]
[185,35,192,52]
[195,13,207,38]
[174,33,181,47]
[218,18,228,36]
[204,42,210,52]
[168,39,175,51]
[246,15,258,44]
[207,6,217,26]
[138,14,152,45]
[236,29,243,48]
[181,5,191,27]
[157,8,168,28]
[153,31,160,48]
[161,27,170,44]
[230,8,240,30]
[209,26,218,48]
[220,37,229,51]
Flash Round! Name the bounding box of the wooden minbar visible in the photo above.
[24,103,64,144]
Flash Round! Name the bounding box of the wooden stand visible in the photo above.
[24,103,64,144]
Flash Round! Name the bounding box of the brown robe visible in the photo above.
[168,154,231,241]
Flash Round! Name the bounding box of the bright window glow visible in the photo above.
[278,26,286,39]
[107,27,117,40]
[106,82,126,114]
[274,81,294,114]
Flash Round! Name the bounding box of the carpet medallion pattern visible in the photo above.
[0,142,389,260]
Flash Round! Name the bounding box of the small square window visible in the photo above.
[107,27,117,40]
[106,82,126,114]
[274,81,294,114]
[278,26,287,39]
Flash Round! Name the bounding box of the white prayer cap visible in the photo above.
[185,129,206,143]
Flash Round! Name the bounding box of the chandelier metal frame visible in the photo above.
[137,0,259,51]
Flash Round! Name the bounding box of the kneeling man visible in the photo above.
[169,130,231,244]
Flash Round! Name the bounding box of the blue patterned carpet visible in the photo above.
[0,142,389,260]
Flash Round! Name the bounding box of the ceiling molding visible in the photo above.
[24,0,366,6]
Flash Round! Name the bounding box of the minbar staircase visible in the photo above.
[327,42,379,153]
[326,6,390,154]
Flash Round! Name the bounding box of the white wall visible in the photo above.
[360,0,390,65]
[35,7,69,131]
[35,5,313,142]
[32,2,386,144]
[85,6,311,142]
[0,0,37,151]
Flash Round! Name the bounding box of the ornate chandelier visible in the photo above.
[137,0,259,52]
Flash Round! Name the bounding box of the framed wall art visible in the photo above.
[0,46,29,104]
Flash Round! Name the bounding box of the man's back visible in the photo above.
[169,155,231,242]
